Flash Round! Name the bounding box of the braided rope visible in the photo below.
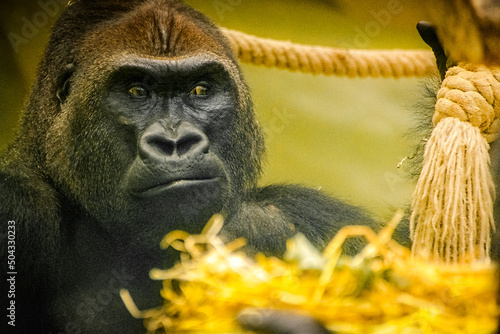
[222,28,438,78]
[410,63,500,264]
[433,64,500,142]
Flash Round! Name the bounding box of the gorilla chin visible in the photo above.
[122,154,231,235]
[120,179,230,241]
[123,153,228,198]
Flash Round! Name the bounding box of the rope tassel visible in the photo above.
[411,64,500,264]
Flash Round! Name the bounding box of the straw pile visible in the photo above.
[121,214,499,333]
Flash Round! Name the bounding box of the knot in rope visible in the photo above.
[433,63,500,142]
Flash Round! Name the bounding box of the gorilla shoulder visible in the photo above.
[223,184,375,256]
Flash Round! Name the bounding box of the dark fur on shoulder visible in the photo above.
[224,184,376,256]
[389,76,441,249]
[402,77,440,181]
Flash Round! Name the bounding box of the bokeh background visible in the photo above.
[0,0,432,220]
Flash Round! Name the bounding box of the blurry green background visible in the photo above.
[0,0,432,220]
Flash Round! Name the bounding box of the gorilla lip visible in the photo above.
[132,177,220,197]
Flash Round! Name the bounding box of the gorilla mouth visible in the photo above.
[132,177,221,198]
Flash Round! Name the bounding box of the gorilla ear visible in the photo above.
[56,63,75,104]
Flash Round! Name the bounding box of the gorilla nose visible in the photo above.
[139,122,209,162]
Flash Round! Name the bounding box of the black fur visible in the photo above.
[402,78,440,181]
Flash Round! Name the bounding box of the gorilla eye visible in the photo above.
[128,85,149,98]
[189,85,210,96]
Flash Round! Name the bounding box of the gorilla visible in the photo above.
[0,0,374,333]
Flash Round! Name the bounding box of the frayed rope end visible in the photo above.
[410,117,495,265]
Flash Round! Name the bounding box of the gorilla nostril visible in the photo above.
[139,132,176,161]
[139,123,210,162]
[176,133,206,156]
[148,137,176,156]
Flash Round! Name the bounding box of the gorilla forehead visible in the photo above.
[80,0,232,61]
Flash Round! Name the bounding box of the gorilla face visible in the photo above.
[41,2,265,246]
[49,56,245,244]
[116,55,241,228]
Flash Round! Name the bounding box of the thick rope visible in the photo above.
[433,64,500,142]
[411,63,500,264]
[222,28,438,78]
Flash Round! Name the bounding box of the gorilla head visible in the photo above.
[18,0,264,246]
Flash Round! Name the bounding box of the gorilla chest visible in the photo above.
[49,264,162,333]
[47,228,169,333]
